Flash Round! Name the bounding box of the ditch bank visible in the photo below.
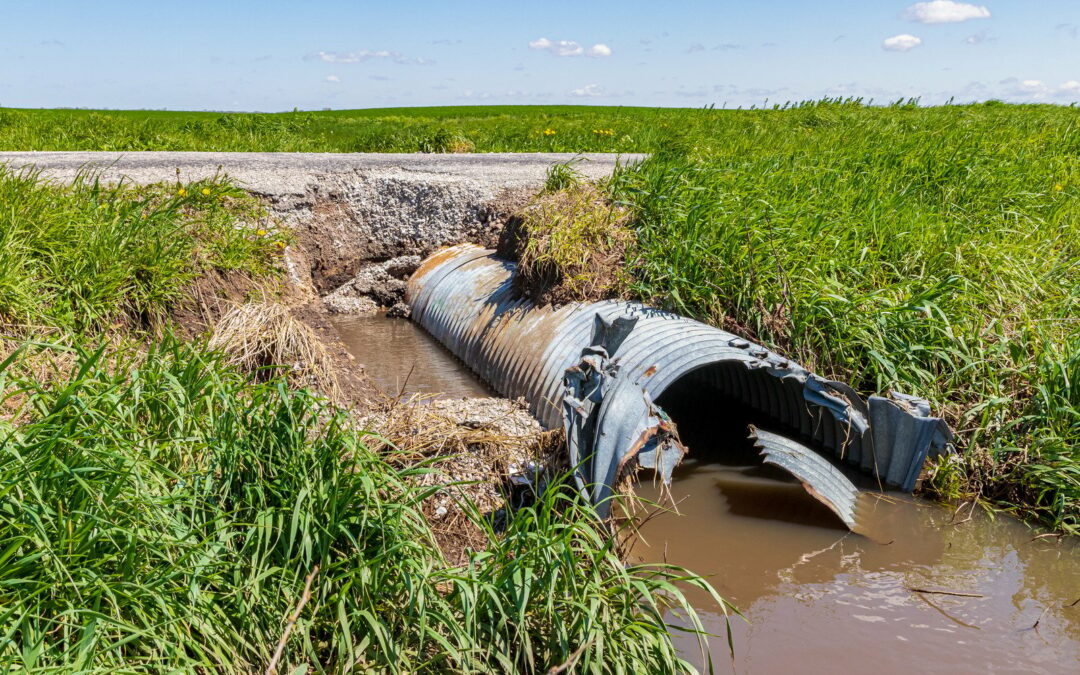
[0,151,637,400]
[4,152,1077,672]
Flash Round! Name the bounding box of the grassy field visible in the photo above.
[0,170,723,672]
[2,103,1077,532]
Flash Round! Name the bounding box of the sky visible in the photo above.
[1,0,1078,111]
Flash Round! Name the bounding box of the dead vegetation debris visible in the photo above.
[358,394,560,565]
[208,301,341,398]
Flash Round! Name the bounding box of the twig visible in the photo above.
[1030,532,1063,542]
[906,586,984,598]
[266,565,320,675]
[548,639,592,674]
[1025,606,1050,633]
[912,592,981,630]
[949,500,977,526]
[396,363,416,401]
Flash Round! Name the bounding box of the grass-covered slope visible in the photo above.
[0,168,280,334]
[0,168,723,673]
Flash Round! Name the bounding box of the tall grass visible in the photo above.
[0,338,723,672]
[0,167,279,333]
[605,100,1080,531]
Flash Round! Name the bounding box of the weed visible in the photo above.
[516,184,636,304]
[0,167,278,334]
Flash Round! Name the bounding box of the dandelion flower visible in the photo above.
[275,241,286,249]
[1054,183,1064,191]
[201,187,211,196]
[256,229,268,236]
[542,128,557,136]
[177,188,187,196]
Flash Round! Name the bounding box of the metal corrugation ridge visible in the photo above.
[752,427,860,529]
[406,245,951,491]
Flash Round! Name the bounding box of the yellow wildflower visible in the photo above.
[177,188,187,196]
[1054,183,1064,191]
[256,229,268,236]
[275,241,286,249]
[201,187,211,196]
[542,128,556,136]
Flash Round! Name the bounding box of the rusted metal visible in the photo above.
[406,244,953,502]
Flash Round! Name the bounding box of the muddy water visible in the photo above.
[331,315,490,398]
[633,460,1080,673]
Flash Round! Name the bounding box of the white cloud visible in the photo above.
[529,38,612,58]
[999,78,1080,101]
[882,34,923,51]
[904,1,990,24]
[307,50,432,65]
[324,75,340,83]
[570,83,604,97]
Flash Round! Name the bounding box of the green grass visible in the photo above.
[603,100,1080,532]
[0,106,672,153]
[0,167,281,334]
[0,338,723,672]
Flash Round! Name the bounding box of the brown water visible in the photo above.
[331,315,491,399]
[633,459,1080,674]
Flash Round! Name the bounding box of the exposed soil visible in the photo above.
[282,182,533,295]
[172,178,561,564]
[170,180,544,411]
[323,255,420,317]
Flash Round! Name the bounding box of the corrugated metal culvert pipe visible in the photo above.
[406,244,952,523]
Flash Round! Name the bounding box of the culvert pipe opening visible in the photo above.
[405,244,953,527]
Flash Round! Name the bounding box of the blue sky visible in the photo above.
[1,1,1078,111]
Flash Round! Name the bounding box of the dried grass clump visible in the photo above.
[360,395,560,564]
[208,302,339,397]
[515,183,635,305]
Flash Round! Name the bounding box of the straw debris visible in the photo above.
[208,301,339,397]
[359,394,560,564]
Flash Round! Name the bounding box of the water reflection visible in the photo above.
[331,315,490,399]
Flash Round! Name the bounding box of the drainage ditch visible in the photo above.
[333,307,1080,673]
[272,163,1080,671]
[18,155,1072,673]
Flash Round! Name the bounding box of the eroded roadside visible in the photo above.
[0,152,638,562]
